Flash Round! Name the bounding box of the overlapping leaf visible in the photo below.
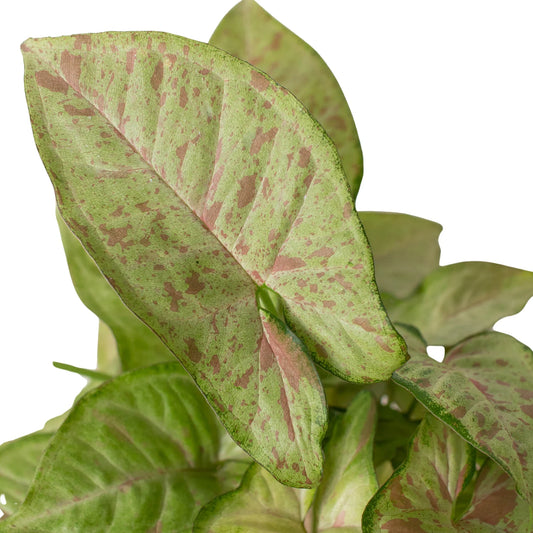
[389,261,533,345]
[58,214,175,371]
[0,432,53,517]
[0,363,250,532]
[393,331,533,503]
[358,212,442,298]
[23,32,406,485]
[363,415,532,532]
[195,391,378,532]
[210,0,363,199]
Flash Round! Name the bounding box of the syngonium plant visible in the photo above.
[2,1,532,531]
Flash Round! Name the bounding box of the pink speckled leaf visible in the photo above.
[393,331,533,503]
[363,415,532,532]
[211,0,363,199]
[22,31,405,486]
[195,391,378,532]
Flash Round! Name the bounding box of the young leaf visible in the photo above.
[22,32,406,485]
[358,212,442,298]
[210,0,364,199]
[393,331,533,503]
[57,214,175,371]
[0,432,53,517]
[195,391,378,532]
[363,415,531,532]
[389,261,533,345]
[0,363,250,532]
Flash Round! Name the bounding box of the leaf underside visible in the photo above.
[0,364,249,532]
[210,0,363,199]
[22,31,406,486]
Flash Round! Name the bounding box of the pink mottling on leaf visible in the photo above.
[64,104,95,117]
[163,282,183,312]
[352,317,376,332]
[272,255,306,273]
[297,147,311,168]
[333,510,346,527]
[184,337,203,363]
[343,202,353,219]
[383,518,426,533]
[279,386,296,442]
[237,173,257,208]
[310,246,334,258]
[110,205,124,217]
[234,366,254,389]
[209,355,221,375]
[60,51,82,92]
[259,336,275,372]
[251,70,269,91]
[35,71,69,94]
[203,201,222,230]
[464,480,517,525]
[99,223,134,250]
[520,404,533,418]
[179,86,188,108]
[250,127,278,155]
[73,34,92,50]
[452,405,467,418]
[126,49,137,74]
[185,271,205,295]
[323,301,336,308]
[151,61,163,91]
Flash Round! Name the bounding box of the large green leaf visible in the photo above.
[363,414,531,532]
[58,214,175,371]
[22,32,406,485]
[0,432,53,517]
[0,363,249,532]
[389,261,533,346]
[210,0,363,199]
[358,212,442,299]
[195,391,378,532]
[393,331,533,503]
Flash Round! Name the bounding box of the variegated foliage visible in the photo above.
[22,29,406,486]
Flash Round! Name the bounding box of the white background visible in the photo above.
[1,1,532,445]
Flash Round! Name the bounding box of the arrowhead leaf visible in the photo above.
[210,0,363,199]
[0,363,250,532]
[195,391,378,532]
[22,32,406,485]
[389,261,533,346]
[359,212,442,299]
[363,415,532,532]
[393,331,533,503]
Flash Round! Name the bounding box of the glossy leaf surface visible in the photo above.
[23,32,406,485]
[195,391,378,532]
[358,212,442,298]
[393,331,533,503]
[0,363,249,532]
[0,432,52,517]
[210,0,363,198]
[389,261,533,345]
[363,415,532,532]
[58,214,175,371]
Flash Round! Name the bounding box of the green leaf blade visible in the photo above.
[390,261,533,345]
[210,0,363,199]
[359,212,442,299]
[23,31,406,485]
[0,433,53,517]
[393,331,533,503]
[0,363,248,532]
